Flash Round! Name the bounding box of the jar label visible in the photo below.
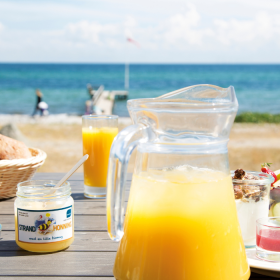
[17,206,73,243]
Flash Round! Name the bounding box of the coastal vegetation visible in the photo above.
[235,112,280,123]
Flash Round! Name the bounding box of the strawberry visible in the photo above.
[261,163,277,186]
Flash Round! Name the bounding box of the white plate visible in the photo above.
[247,248,280,278]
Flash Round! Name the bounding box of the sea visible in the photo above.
[0,63,279,117]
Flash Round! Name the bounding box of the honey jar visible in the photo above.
[14,180,74,252]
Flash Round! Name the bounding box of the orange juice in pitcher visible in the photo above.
[114,168,249,280]
[106,85,250,280]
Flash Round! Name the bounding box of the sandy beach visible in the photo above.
[0,114,279,173]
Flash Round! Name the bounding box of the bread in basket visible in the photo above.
[0,147,47,199]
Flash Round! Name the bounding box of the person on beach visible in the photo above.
[87,84,94,99]
[32,89,49,116]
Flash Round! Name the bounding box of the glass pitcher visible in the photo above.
[107,84,250,280]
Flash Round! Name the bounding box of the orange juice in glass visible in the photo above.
[82,115,118,198]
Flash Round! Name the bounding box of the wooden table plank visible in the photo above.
[0,194,107,203]
[0,250,277,279]
[34,173,84,181]
[0,231,118,251]
[0,191,130,203]
[0,278,271,280]
[0,251,115,276]
[0,201,107,215]
[0,275,274,280]
[0,275,115,280]
[33,173,132,185]
[1,214,107,231]
[0,173,132,203]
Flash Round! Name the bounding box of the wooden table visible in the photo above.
[0,173,278,279]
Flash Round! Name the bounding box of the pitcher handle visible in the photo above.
[107,123,153,241]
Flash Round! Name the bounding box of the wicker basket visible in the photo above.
[0,148,47,199]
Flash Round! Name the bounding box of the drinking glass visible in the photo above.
[256,217,280,262]
[82,115,118,198]
[232,171,273,248]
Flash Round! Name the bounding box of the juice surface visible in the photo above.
[114,168,250,280]
[83,127,118,187]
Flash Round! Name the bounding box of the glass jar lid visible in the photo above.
[17,180,71,199]
[231,171,274,185]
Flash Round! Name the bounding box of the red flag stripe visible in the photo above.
[127,37,140,47]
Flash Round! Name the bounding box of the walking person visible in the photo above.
[32,89,48,116]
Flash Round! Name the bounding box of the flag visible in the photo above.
[127,37,140,48]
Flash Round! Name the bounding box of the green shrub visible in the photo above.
[235,112,280,123]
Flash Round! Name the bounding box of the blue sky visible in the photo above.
[1,0,280,63]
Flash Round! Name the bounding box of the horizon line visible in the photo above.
[1,62,280,65]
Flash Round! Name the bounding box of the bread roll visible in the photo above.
[0,134,32,160]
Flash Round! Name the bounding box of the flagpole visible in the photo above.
[125,37,139,91]
[124,38,129,91]
[125,62,129,90]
